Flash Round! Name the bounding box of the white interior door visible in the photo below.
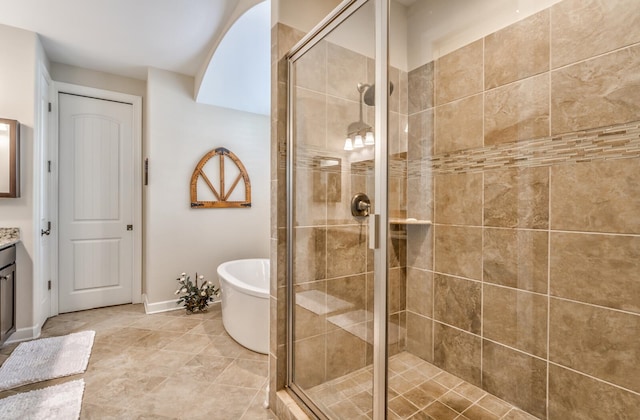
[58,93,134,313]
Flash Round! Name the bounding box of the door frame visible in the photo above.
[34,61,53,332]
[50,82,143,316]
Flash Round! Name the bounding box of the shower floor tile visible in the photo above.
[307,351,539,420]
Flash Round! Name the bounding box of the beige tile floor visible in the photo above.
[308,352,539,420]
[0,303,277,420]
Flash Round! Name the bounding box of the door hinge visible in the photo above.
[47,160,51,173]
[48,280,52,290]
[48,102,52,112]
[127,225,133,231]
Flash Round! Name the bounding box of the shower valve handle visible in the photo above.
[351,193,371,217]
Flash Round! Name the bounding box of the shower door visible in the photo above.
[287,0,391,418]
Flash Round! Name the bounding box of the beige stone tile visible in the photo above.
[388,268,406,314]
[435,40,483,105]
[295,39,326,93]
[83,369,166,408]
[406,312,433,363]
[434,225,482,280]
[160,332,215,354]
[389,395,420,418]
[433,371,464,389]
[483,285,547,358]
[551,45,640,134]
[328,274,368,315]
[293,335,326,389]
[435,94,484,154]
[435,172,483,226]
[410,379,449,407]
[407,173,433,222]
[422,400,460,420]
[94,326,153,348]
[326,327,367,381]
[549,298,640,392]
[484,167,549,229]
[326,225,367,278]
[438,391,473,414]
[407,225,433,271]
[434,274,481,334]
[482,341,546,418]
[408,61,434,114]
[408,109,434,162]
[433,322,481,386]
[483,228,548,294]
[201,333,249,358]
[501,408,539,420]
[453,381,486,403]
[406,268,433,317]
[294,87,326,148]
[484,74,549,145]
[551,0,640,69]
[389,374,415,395]
[293,282,326,340]
[485,10,550,89]
[276,23,305,64]
[293,227,326,283]
[551,232,640,313]
[293,168,327,227]
[550,159,640,234]
[462,403,501,420]
[350,390,373,414]
[82,403,179,420]
[327,42,367,102]
[131,330,178,349]
[171,353,234,383]
[328,398,367,419]
[214,358,268,389]
[400,70,409,115]
[326,95,361,153]
[548,363,640,420]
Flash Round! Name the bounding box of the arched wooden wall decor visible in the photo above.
[190,147,251,208]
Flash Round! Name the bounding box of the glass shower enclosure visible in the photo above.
[285,0,640,419]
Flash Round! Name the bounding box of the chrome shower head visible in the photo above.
[363,81,394,106]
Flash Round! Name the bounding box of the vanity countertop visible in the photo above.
[0,228,20,248]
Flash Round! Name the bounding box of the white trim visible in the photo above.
[143,294,183,314]
[51,82,143,315]
[33,60,53,327]
[143,294,222,315]
[4,323,42,345]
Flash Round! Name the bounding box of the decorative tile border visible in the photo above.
[409,121,640,177]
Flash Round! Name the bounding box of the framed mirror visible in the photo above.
[0,118,19,198]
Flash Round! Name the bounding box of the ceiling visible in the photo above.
[0,0,257,81]
[0,0,272,114]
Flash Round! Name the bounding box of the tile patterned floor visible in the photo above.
[308,352,540,420]
[0,303,276,420]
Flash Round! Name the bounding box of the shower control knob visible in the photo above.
[351,193,371,218]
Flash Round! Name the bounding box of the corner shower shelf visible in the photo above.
[389,218,432,225]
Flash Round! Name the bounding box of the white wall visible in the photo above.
[0,23,40,330]
[145,67,270,306]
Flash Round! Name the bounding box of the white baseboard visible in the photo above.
[142,294,183,314]
[4,323,42,345]
[142,295,222,315]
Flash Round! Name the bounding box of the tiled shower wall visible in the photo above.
[291,37,409,390]
[405,0,640,419]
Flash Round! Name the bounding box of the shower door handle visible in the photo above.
[369,214,379,249]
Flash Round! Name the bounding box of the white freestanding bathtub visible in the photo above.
[217,258,269,354]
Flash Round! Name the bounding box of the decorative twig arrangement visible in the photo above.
[190,147,251,208]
